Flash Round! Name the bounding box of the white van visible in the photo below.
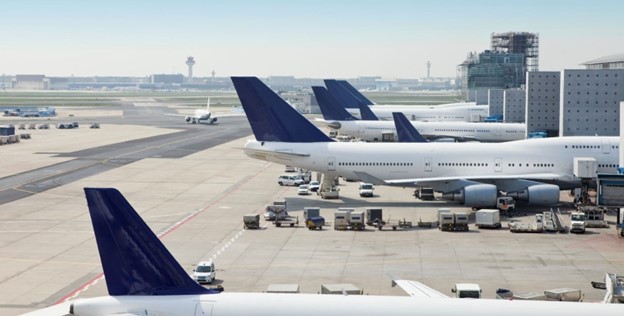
[192,261,215,284]
[278,174,304,186]
[358,182,374,197]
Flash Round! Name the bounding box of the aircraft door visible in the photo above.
[425,157,432,172]
[494,157,502,173]
[195,303,213,316]
[328,157,336,171]
[602,138,611,154]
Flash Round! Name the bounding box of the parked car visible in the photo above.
[298,184,310,195]
[192,261,216,284]
[308,180,320,192]
[278,174,304,186]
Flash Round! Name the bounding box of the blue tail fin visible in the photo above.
[232,77,333,143]
[338,80,374,106]
[357,102,380,121]
[312,86,358,121]
[84,188,216,296]
[392,112,428,143]
[324,79,360,109]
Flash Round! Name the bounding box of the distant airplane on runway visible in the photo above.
[167,97,244,124]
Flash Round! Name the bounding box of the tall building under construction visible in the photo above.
[490,32,539,72]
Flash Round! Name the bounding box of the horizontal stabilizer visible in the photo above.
[392,279,449,299]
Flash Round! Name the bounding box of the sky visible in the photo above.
[1,0,623,79]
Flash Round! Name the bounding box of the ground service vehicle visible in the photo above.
[358,183,374,197]
[278,174,304,186]
[192,261,216,284]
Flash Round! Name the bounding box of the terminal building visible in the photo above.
[581,52,624,70]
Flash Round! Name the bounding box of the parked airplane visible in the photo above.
[25,187,621,316]
[233,77,619,208]
[167,97,244,124]
[325,79,489,122]
[313,86,526,142]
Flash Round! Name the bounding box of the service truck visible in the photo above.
[452,283,482,299]
[475,209,501,229]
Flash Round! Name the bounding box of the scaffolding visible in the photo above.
[491,32,539,72]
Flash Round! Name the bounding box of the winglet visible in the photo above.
[357,102,380,121]
[392,112,428,143]
[84,188,216,296]
[312,86,358,121]
[231,77,333,143]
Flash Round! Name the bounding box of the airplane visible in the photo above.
[167,97,244,124]
[325,79,490,122]
[232,76,620,208]
[24,187,622,316]
[312,86,526,142]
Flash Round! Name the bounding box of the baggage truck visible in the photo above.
[475,209,501,229]
[306,216,325,230]
[334,209,352,230]
[243,214,260,229]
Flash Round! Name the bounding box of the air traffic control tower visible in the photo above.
[186,56,196,83]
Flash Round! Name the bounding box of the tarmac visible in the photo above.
[0,104,623,315]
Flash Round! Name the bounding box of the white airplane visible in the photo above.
[325,79,489,122]
[233,77,620,208]
[168,97,244,124]
[23,187,622,316]
[312,86,526,142]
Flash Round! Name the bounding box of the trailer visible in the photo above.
[348,211,365,231]
[274,216,299,227]
[509,214,544,233]
[334,209,352,230]
[306,216,325,230]
[438,211,455,231]
[243,214,260,229]
[475,209,501,229]
[365,208,383,227]
[303,207,320,221]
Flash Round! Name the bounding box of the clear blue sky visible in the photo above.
[1,0,622,78]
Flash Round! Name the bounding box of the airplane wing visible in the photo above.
[386,173,572,187]
[423,134,480,143]
[392,279,449,299]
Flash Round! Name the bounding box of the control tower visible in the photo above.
[185,56,196,83]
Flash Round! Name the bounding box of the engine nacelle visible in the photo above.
[507,184,560,205]
[210,117,218,124]
[441,184,497,207]
[185,116,191,122]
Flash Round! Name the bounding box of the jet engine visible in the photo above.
[506,184,560,205]
[209,117,218,124]
[185,116,191,123]
[441,184,497,207]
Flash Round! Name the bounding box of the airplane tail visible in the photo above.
[338,80,374,106]
[324,79,360,109]
[312,86,358,121]
[358,102,380,121]
[392,112,428,143]
[231,77,333,142]
[84,188,216,296]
